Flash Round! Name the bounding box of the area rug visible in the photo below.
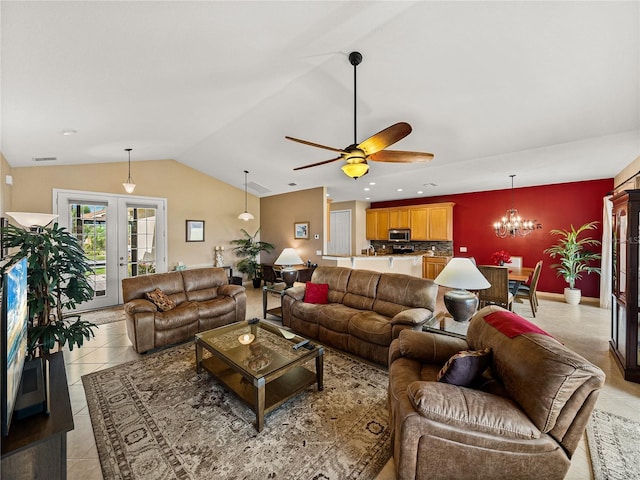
[78,305,126,325]
[82,342,391,479]
[586,409,640,480]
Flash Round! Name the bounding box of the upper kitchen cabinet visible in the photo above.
[367,203,454,241]
[366,209,390,240]
[388,208,410,229]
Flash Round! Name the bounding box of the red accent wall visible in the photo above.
[372,179,613,297]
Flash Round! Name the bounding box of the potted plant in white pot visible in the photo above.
[543,221,602,305]
[230,228,275,288]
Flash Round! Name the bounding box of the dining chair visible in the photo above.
[506,256,523,267]
[477,265,514,311]
[261,264,283,286]
[515,260,543,317]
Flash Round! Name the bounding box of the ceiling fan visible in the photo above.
[286,51,434,179]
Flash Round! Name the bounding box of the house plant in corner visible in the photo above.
[543,221,602,305]
[230,228,275,288]
[1,220,98,358]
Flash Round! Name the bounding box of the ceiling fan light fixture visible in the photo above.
[342,162,369,179]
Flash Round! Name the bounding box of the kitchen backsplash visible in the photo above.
[371,240,453,256]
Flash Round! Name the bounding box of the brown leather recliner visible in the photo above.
[122,267,246,353]
[388,305,605,480]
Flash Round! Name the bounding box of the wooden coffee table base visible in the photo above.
[196,340,323,432]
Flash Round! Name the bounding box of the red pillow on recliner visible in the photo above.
[304,282,329,304]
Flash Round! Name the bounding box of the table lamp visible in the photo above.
[274,248,304,288]
[434,257,490,322]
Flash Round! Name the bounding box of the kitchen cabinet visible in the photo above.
[610,189,640,383]
[366,209,389,240]
[389,208,410,229]
[422,256,450,280]
[410,208,429,240]
[428,204,453,240]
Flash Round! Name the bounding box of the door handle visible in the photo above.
[119,263,127,266]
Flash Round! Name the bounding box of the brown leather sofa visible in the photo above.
[122,267,246,353]
[281,266,438,366]
[388,305,605,480]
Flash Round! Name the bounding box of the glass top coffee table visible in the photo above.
[195,319,324,432]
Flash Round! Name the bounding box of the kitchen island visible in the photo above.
[322,253,426,277]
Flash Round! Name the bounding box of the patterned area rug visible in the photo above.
[82,342,391,479]
[78,305,126,325]
[586,409,640,480]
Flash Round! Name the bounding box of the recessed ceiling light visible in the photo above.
[397,188,403,192]
[61,129,77,136]
[326,193,330,197]
[369,182,376,186]
[365,197,370,200]
[364,187,370,191]
[417,190,423,194]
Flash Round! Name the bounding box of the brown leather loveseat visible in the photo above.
[388,305,605,479]
[122,267,246,353]
[281,266,438,366]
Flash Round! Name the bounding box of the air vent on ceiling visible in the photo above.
[247,181,271,194]
[33,156,57,162]
[288,183,297,187]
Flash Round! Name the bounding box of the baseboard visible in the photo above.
[536,291,601,307]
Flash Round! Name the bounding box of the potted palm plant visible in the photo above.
[1,221,98,357]
[543,221,602,305]
[230,228,275,288]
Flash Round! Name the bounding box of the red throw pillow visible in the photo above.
[304,282,329,304]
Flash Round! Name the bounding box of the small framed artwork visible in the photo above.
[186,220,205,242]
[294,221,309,239]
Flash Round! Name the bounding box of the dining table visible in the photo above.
[507,266,534,295]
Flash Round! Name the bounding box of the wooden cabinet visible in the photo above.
[389,208,410,229]
[610,190,640,383]
[367,202,454,241]
[428,204,453,240]
[366,209,389,240]
[410,208,429,240]
[422,256,450,280]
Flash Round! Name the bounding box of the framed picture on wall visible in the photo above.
[186,220,205,242]
[294,221,309,239]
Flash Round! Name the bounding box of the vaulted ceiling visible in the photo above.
[2,1,638,202]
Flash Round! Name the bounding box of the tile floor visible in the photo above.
[62,286,640,480]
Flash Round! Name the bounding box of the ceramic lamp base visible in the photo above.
[281,269,298,288]
[443,289,478,322]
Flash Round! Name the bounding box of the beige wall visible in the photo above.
[260,187,327,266]
[7,159,259,271]
[0,154,12,214]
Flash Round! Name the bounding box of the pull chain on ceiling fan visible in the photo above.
[286,51,435,179]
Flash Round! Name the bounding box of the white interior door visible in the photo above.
[328,210,351,255]
[54,189,167,309]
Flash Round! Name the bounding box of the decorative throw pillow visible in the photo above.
[437,348,492,387]
[145,288,176,312]
[304,282,329,304]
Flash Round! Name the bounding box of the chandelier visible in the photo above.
[493,175,539,238]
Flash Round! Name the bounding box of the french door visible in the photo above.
[54,189,167,309]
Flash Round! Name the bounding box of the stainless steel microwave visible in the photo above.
[388,229,411,242]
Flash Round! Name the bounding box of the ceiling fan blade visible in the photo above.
[357,122,412,156]
[368,150,435,163]
[293,156,343,171]
[285,136,345,153]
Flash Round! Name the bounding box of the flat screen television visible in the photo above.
[1,256,29,436]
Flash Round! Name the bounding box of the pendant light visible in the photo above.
[122,148,136,194]
[238,170,254,221]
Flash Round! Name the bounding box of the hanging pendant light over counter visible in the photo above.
[238,170,254,221]
[122,148,136,194]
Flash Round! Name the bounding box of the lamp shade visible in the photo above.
[341,162,369,179]
[6,212,59,229]
[238,211,254,221]
[434,257,490,290]
[274,248,303,268]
